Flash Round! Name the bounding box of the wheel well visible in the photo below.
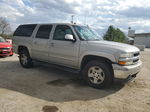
[81,55,113,70]
[18,46,28,54]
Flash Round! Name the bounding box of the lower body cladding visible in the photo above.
[112,60,142,81]
[0,49,13,56]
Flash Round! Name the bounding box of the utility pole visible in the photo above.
[71,15,74,24]
[84,11,87,25]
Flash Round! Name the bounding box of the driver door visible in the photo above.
[49,25,80,68]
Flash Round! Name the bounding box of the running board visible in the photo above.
[33,60,80,74]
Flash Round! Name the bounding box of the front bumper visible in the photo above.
[112,60,142,79]
[0,49,13,56]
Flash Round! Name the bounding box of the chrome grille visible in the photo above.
[134,52,140,57]
[0,48,10,50]
[133,52,140,64]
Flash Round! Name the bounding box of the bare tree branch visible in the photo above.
[0,17,12,35]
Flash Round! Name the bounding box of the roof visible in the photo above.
[135,33,150,36]
[126,36,134,40]
[19,23,80,26]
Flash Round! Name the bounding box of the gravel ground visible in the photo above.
[0,49,150,112]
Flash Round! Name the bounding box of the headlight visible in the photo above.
[118,53,133,65]
[119,53,133,58]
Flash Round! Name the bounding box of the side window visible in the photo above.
[53,25,73,40]
[13,24,36,37]
[36,25,52,39]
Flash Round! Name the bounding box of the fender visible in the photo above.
[78,51,116,68]
[17,43,33,57]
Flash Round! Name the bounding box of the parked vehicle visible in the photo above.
[0,36,13,57]
[12,23,142,89]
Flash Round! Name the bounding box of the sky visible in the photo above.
[0,0,150,35]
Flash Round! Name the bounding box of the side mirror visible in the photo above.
[6,39,12,44]
[65,34,76,42]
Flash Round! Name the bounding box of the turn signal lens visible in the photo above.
[118,61,133,65]
[118,61,126,65]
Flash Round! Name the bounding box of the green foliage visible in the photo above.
[103,25,126,43]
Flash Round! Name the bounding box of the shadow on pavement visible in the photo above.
[0,59,125,102]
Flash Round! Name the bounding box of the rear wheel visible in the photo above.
[19,49,33,68]
[82,60,113,89]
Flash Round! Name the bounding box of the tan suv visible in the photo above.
[13,23,142,89]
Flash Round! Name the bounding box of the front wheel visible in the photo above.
[19,49,33,68]
[82,60,113,89]
[9,54,13,56]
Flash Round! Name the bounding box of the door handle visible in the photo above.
[51,43,54,47]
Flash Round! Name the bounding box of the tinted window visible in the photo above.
[53,25,73,40]
[36,25,52,39]
[13,24,36,37]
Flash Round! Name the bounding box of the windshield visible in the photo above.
[0,37,6,43]
[73,25,103,41]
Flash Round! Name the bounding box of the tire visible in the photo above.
[19,49,33,68]
[9,54,13,56]
[9,49,13,56]
[82,60,113,89]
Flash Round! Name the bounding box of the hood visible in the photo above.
[0,42,12,48]
[87,40,139,53]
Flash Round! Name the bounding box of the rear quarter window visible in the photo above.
[13,24,37,37]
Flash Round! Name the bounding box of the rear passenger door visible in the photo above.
[32,25,52,61]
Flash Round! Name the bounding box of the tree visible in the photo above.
[0,17,11,35]
[103,25,126,43]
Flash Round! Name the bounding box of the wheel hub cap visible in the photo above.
[88,66,105,84]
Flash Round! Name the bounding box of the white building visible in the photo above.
[134,33,150,48]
